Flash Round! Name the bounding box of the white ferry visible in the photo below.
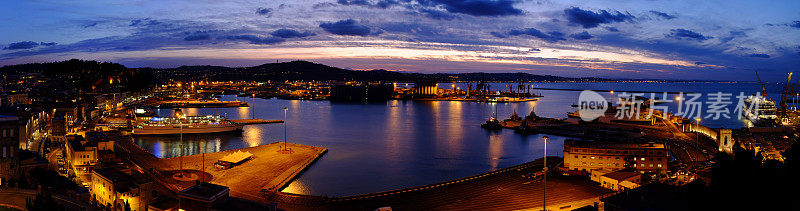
[132,115,243,135]
[742,95,778,126]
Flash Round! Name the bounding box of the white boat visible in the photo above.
[132,115,243,135]
[742,95,778,126]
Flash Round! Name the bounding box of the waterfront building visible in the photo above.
[412,81,438,97]
[564,140,668,174]
[90,167,154,211]
[0,115,22,186]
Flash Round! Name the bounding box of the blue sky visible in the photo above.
[1,0,798,81]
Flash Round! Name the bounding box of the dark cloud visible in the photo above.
[564,7,635,28]
[431,0,523,17]
[649,11,676,19]
[749,53,770,58]
[490,31,507,38]
[320,19,381,36]
[312,2,338,9]
[39,42,57,46]
[4,41,39,50]
[270,29,316,38]
[256,8,273,17]
[130,18,161,27]
[83,22,98,28]
[791,21,800,28]
[569,31,593,40]
[225,35,285,45]
[668,28,712,41]
[337,0,400,9]
[417,8,458,20]
[494,28,565,42]
[607,27,619,32]
[184,32,211,41]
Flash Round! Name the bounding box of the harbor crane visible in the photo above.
[755,70,767,98]
[780,72,792,118]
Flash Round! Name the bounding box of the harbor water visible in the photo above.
[134,82,784,196]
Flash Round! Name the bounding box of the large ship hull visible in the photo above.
[133,125,243,135]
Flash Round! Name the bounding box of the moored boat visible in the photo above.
[132,115,243,135]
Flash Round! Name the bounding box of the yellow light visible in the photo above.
[610,90,614,94]
[676,96,681,101]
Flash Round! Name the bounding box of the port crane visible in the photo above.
[780,72,792,118]
[755,70,767,98]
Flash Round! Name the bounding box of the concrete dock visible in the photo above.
[154,142,327,202]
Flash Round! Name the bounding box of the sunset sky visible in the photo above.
[1,0,799,81]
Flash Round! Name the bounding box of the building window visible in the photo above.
[658,164,662,168]
[640,158,645,161]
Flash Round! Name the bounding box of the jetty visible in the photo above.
[230,119,284,125]
[113,135,327,204]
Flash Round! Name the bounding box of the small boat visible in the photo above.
[481,116,503,130]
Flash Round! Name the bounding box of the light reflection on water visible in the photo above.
[134,82,770,196]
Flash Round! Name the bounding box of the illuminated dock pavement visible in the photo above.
[157,142,327,202]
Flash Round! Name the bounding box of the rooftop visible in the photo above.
[179,182,230,201]
[603,171,640,181]
[93,167,151,193]
[566,140,665,150]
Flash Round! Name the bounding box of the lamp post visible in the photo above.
[282,107,289,153]
[178,113,185,178]
[542,135,549,211]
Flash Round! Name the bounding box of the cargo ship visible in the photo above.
[132,115,243,135]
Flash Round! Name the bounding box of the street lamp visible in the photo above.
[542,135,549,211]
[281,107,291,153]
[177,113,186,178]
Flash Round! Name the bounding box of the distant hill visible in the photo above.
[0,59,152,93]
[2,59,617,84]
[140,60,613,83]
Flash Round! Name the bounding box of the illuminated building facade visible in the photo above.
[90,167,154,211]
[564,140,668,174]
[0,115,22,186]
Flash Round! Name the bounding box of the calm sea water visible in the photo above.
[134,82,783,196]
